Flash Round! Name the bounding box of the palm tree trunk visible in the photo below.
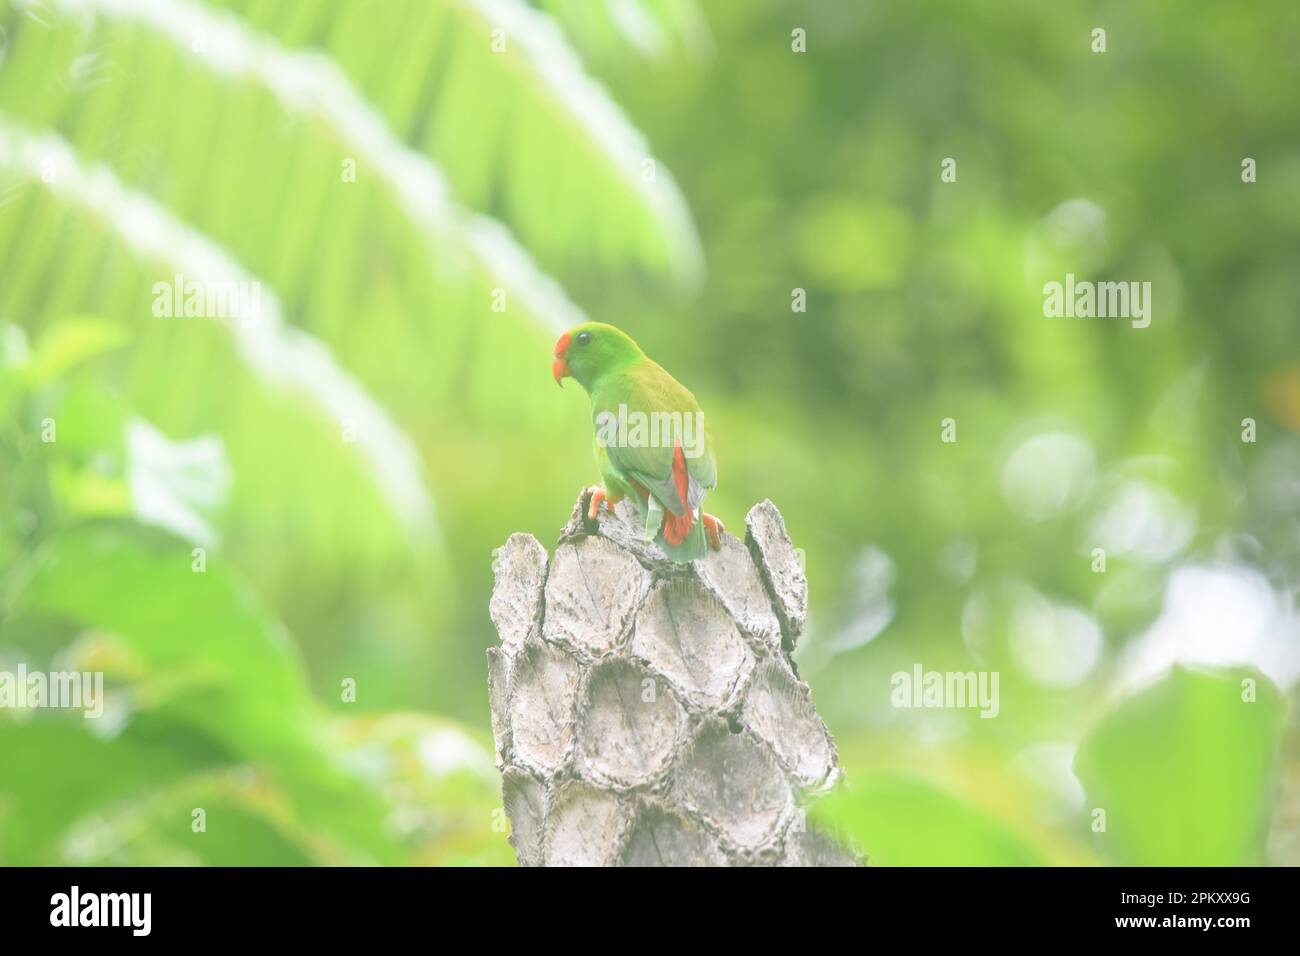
[487,492,855,866]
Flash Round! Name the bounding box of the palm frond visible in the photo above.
[534,0,713,65]
[205,0,704,288]
[0,115,441,539]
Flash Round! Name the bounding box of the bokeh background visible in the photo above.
[2,0,1298,865]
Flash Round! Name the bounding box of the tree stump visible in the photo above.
[487,491,855,866]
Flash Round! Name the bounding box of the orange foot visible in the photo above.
[585,486,624,520]
[701,512,725,551]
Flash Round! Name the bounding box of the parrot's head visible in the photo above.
[552,322,643,391]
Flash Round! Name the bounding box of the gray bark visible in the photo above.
[487,491,856,866]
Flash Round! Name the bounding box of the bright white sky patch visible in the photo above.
[1001,431,1096,521]
[126,418,231,547]
[1010,741,1085,824]
[963,581,1103,688]
[1009,589,1103,688]
[1087,478,1195,563]
[1024,197,1109,287]
[1120,563,1300,693]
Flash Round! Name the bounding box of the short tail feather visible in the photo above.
[659,511,706,562]
[625,445,706,562]
[660,443,704,561]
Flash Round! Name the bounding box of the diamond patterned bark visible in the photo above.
[487,491,855,866]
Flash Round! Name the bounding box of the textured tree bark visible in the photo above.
[487,491,856,866]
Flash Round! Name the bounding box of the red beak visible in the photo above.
[552,333,571,386]
[552,356,570,386]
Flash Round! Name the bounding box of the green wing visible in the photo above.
[591,360,715,516]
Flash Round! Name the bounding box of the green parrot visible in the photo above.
[552,322,723,561]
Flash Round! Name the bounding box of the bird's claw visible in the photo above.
[585,486,622,521]
[701,512,725,551]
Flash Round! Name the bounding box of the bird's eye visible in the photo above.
[576,331,592,346]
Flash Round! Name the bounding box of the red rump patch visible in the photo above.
[661,443,695,546]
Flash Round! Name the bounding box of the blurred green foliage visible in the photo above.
[1075,666,1281,866]
[1,0,1296,865]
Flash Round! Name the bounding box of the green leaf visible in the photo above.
[9,520,405,864]
[812,770,1048,866]
[18,520,312,750]
[1074,665,1284,866]
[0,719,211,864]
[332,713,518,866]
[16,315,128,389]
